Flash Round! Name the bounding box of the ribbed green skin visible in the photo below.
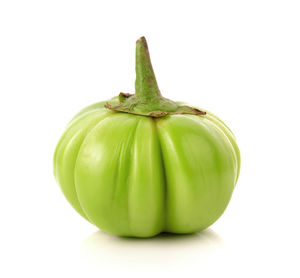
[54,99,240,238]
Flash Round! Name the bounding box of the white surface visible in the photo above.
[0,0,299,277]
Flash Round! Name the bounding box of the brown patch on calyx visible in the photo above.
[119,92,133,99]
[190,107,206,115]
[104,103,113,109]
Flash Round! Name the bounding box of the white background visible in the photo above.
[1,0,299,277]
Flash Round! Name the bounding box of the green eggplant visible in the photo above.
[53,37,240,238]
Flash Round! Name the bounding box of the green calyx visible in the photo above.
[105,37,206,118]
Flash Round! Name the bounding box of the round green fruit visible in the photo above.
[54,37,240,238]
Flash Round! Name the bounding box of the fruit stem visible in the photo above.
[105,37,206,117]
[135,37,162,99]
